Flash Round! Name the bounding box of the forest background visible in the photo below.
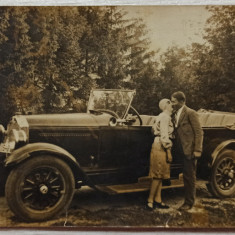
[0,6,234,126]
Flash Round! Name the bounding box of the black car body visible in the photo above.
[0,89,234,222]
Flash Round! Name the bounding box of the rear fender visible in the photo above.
[211,139,235,165]
[5,142,93,187]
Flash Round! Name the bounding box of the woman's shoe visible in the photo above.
[154,201,169,209]
[145,202,155,211]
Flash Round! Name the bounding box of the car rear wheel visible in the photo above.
[208,149,235,198]
[5,155,75,222]
[0,163,8,196]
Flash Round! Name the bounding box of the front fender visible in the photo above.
[211,139,235,165]
[5,142,92,187]
[5,142,77,166]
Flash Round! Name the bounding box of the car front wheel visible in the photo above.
[5,155,75,222]
[208,149,235,198]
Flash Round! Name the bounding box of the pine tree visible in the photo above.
[187,6,235,111]
[0,7,37,124]
[202,6,235,111]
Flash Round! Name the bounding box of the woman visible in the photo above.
[146,98,174,210]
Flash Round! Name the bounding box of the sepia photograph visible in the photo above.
[0,3,234,232]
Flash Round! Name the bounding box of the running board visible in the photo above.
[96,174,184,194]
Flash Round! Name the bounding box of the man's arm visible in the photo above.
[188,109,204,157]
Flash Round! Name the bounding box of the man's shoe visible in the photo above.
[178,203,192,211]
[154,202,169,209]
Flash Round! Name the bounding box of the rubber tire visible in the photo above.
[208,149,235,198]
[0,161,8,196]
[5,155,75,222]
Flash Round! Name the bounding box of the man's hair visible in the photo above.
[171,91,186,103]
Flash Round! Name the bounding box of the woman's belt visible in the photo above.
[154,135,174,141]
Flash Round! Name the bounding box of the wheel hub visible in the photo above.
[39,185,48,194]
[228,170,234,179]
[223,169,229,175]
[21,166,65,210]
[216,157,235,190]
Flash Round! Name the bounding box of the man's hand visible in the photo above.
[193,151,201,159]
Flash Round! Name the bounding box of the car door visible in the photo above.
[98,126,130,168]
[127,125,153,178]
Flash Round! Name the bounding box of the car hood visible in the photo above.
[21,113,112,127]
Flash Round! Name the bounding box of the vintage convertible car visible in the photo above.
[0,89,234,222]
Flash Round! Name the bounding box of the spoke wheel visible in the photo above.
[209,149,235,198]
[21,166,65,210]
[5,155,75,222]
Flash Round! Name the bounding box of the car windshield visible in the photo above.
[87,89,135,118]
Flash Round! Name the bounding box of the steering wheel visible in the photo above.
[94,109,119,119]
[128,106,143,126]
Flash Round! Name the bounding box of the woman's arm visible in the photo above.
[159,115,172,149]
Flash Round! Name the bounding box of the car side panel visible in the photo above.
[29,126,99,167]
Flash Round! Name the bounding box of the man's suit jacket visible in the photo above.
[176,106,203,159]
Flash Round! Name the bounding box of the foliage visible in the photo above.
[157,6,235,112]
[200,6,235,111]
[0,6,234,126]
[0,7,34,124]
[0,6,159,125]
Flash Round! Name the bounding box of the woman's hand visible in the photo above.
[166,149,173,163]
[193,151,202,160]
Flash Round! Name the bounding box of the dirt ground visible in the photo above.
[0,180,235,230]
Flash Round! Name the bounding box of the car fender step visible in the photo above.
[96,174,184,194]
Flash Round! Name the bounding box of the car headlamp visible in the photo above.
[0,125,6,142]
[9,129,27,143]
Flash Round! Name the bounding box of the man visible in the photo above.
[171,91,203,211]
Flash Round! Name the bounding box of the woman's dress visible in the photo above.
[149,112,174,179]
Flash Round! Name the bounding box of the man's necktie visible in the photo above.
[171,111,177,128]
